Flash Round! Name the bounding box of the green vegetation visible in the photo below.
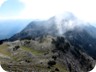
[1,64,50,72]
[0,43,11,57]
[21,46,45,55]
[0,41,68,72]
[54,63,68,72]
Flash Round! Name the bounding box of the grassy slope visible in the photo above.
[0,43,11,57]
[21,46,68,72]
[0,43,68,72]
[21,46,46,55]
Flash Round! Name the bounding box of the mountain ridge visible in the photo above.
[6,12,96,72]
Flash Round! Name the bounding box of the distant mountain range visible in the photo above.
[0,19,31,40]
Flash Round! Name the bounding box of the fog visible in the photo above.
[54,12,88,35]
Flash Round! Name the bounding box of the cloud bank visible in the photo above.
[0,0,96,27]
[54,12,87,35]
[19,0,96,23]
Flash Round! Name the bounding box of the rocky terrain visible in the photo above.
[0,35,95,72]
[10,15,96,60]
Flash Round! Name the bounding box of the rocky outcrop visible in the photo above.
[52,37,95,72]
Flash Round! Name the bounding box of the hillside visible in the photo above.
[3,12,96,72]
[0,36,95,72]
[10,13,96,60]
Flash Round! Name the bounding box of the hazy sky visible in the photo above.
[0,0,96,23]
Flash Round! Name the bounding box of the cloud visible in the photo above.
[54,12,88,35]
[0,0,96,24]
[19,0,59,19]
[19,0,96,23]
[0,0,6,7]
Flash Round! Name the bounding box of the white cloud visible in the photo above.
[0,0,6,7]
[0,0,96,23]
[18,0,96,23]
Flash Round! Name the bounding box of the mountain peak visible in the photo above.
[62,12,76,20]
[54,12,78,35]
[55,12,76,21]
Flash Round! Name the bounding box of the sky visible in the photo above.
[0,0,96,24]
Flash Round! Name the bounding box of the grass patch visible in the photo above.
[1,64,50,72]
[0,43,11,57]
[21,46,45,55]
[55,63,68,72]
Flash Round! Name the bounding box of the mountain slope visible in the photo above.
[64,29,96,59]
[10,18,57,40]
[10,13,96,60]
[52,36,95,72]
[0,19,31,40]
[1,36,95,72]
